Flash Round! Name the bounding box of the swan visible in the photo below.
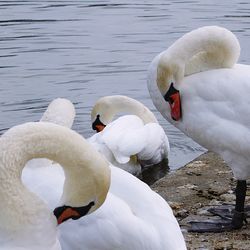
[89,95,170,175]
[0,122,110,250]
[147,25,250,232]
[26,151,186,250]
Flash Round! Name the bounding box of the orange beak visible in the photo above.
[169,92,182,121]
[57,207,80,225]
[164,83,182,121]
[92,114,106,132]
[95,124,106,132]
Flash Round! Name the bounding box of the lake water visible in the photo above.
[1,0,250,171]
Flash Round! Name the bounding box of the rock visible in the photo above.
[208,199,223,206]
[177,184,198,190]
[168,201,184,210]
[220,193,235,202]
[176,209,189,218]
[197,208,212,216]
[214,241,233,250]
[186,171,202,176]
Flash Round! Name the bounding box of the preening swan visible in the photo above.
[90,95,170,175]
[26,152,186,250]
[0,122,110,250]
[148,25,250,232]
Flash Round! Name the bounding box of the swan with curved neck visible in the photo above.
[0,122,110,249]
[148,26,250,232]
[149,26,240,121]
[91,95,158,132]
[89,95,169,175]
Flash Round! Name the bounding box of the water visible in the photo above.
[2,0,250,171]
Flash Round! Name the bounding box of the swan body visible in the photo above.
[90,95,170,175]
[0,122,110,249]
[26,159,186,250]
[148,25,250,231]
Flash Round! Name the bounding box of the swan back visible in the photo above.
[40,98,75,128]
[26,98,75,169]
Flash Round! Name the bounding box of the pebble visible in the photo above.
[220,193,235,202]
[178,184,198,189]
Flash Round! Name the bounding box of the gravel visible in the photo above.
[151,152,250,250]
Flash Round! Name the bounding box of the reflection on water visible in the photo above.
[140,158,169,186]
[1,0,250,172]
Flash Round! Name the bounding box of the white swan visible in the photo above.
[147,25,250,232]
[89,95,170,175]
[26,152,186,250]
[0,122,110,250]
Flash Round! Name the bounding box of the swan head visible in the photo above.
[91,97,116,132]
[157,56,183,121]
[53,201,95,225]
[91,95,158,130]
[50,137,111,225]
[92,114,107,132]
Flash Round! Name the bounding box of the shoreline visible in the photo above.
[151,152,250,249]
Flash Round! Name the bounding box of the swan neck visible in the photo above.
[161,26,240,78]
[105,95,158,124]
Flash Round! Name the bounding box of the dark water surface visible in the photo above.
[1,0,250,170]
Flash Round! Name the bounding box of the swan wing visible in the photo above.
[101,115,146,164]
[40,98,75,128]
[90,115,169,166]
[136,123,170,166]
[175,65,250,179]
